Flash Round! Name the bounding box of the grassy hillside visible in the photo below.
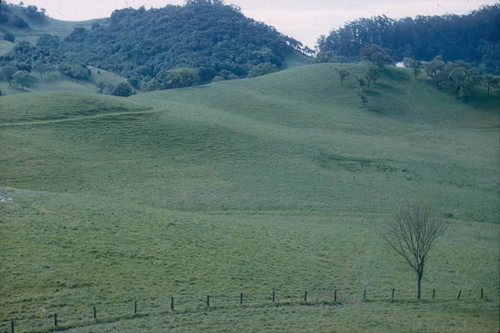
[0,65,128,96]
[0,3,104,54]
[0,64,498,332]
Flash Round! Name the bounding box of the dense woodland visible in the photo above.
[54,0,300,86]
[317,5,500,74]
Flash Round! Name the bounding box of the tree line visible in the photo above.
[317,5,500,74]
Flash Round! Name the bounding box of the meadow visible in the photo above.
[0,63,499,332]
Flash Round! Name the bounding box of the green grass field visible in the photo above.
[0,64,499,332]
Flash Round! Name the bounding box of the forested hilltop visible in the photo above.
[57,0,302,84]
[318,5,500,74]
[0,0,303,89]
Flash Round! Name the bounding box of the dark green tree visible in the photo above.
[424,56,449,91]
[357,76,367,90]
[164,68,200,89]
[357,89,368,106]
[12,70,35,90]
[59,64,90,83]
[111,82,133,97]
[33,61,55,78]
[360,44,393,68]
[140,78,162,92]
[482,74,499,96]
[403,57,422,80]
[1,64,18,86]
[449,66,480,101]
[247,62,278,78]
[335,68,350,86]
[96,81,107,94]
[365,66,381,88]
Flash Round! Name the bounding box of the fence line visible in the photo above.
[2,287,489,333]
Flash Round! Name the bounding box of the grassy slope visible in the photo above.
[0,64,498,332]
[0,4,105,55]
[0,67,128,96]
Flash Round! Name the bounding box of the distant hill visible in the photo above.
[55,0,305,83]
[318,5,500,74]
[0,0,308,88]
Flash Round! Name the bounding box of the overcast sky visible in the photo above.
[4,0,497,48]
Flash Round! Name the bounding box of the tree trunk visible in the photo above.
[417,273,422,299]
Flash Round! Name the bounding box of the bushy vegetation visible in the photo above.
[318,5,500,73]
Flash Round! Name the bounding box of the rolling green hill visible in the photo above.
[0,64,499,332]
[0,3,103,55]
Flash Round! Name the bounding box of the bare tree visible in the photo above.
[382,202,447,299]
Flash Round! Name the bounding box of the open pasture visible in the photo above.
[1,64,498,332]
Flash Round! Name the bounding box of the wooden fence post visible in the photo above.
[481,288,483,299]
[363,288,366,300]
[272,291,275,303]
[304,290,307,302]
[93,305,97,320]
[240,292,243,305]
[171,297,174,311]
[134,300,137,314]
[457,290,462,300]
[54,313,58,327]
[207,295,210,307]
[334,289,337,302]
[11,320,14,333]
[391,288,395,302]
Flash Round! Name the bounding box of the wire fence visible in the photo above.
[2,286,490,333]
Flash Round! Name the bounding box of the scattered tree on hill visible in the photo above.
[357,89,368,106]
[140,78,162,92]
[111,82,133,97]
[247,62,278,78]
[448,66,480,101]
[365,66,381,88]
[313,51,347,64]
[335,68,350,86]
[59,64,91,83]
[164,68,200,89]
[1,64,18,86]
[424,56,449,91]
[356,76,367,90]
[211,76,225,83]
[33,61,55,78]
[12,70,35,90]
[360,44,393,69]
[96,81,107,94]
[482,74,499,96]
[382,201,447,299]
[403,57,422,80]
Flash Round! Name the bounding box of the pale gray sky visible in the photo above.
[4,0,497,48]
